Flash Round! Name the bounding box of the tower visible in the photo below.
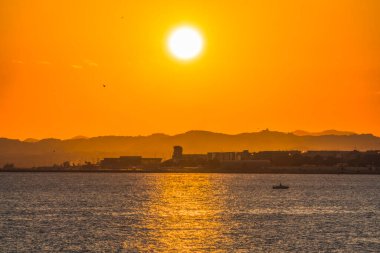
[172,146,183,162]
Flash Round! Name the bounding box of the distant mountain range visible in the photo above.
[1,130,380,167]
[292,130,356,136]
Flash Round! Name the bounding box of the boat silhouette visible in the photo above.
[272,183,289,189]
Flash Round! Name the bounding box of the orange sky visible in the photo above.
[1,0,380,139]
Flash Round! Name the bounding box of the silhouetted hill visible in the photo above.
[1,130,380,167]
[23,138,39,143]
[293,130,356,136]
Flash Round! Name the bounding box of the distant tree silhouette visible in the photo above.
[62,161,71,168]
[3,163,15,169]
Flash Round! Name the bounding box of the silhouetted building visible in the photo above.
[119,156,142,166]
[169,146,207,165]
[172,146,183,162]
[237,150,252,160]
[141,158,162,168]
[100,158,121,168]
[304,151,354,159]
[100,156,161,169]
[208,150,254,161]
[206,150,270,169]
[181,154,208,163]
[207,152,236,161]
[253,151,301,159]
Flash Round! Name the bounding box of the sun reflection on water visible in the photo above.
[123,174,228,252]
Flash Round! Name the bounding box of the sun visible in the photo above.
[167,26,204,61]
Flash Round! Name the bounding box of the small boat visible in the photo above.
[273,183,289,189]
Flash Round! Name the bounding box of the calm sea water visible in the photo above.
[0,173,379,252]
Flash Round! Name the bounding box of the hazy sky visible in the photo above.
[1,0,380,139]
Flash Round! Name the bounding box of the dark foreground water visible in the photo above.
[0,173,379,252]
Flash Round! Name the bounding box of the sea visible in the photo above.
[0,173,379,252]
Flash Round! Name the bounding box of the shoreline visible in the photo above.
[1,166,379,174]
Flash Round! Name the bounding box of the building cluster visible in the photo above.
[251,150,380,167]
[160,146,270,169]
[100,156,161,170]
[98,146,380,170]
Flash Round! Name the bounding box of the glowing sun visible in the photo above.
[167,26,204,61]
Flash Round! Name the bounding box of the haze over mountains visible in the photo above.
[1,130,380,167]
[292,130,356,136]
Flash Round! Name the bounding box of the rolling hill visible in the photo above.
[1,130,380,167]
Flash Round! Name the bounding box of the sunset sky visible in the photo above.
[1,0,380,139]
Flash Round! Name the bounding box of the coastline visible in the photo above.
[1,166,379,174]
